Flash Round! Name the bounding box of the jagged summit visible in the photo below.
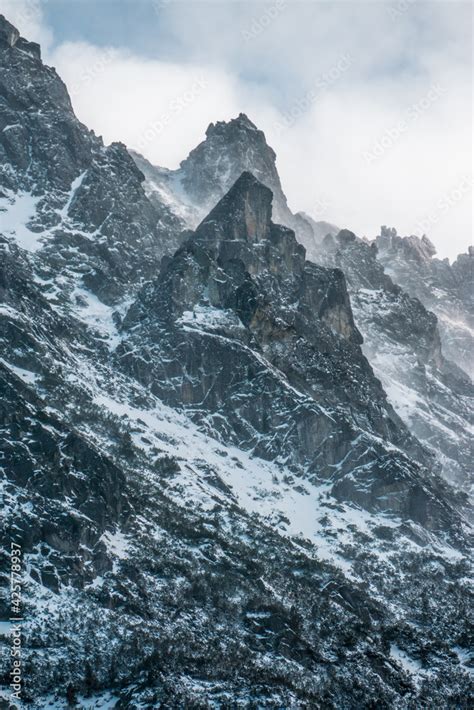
[315,225,473,493]
[178,112,289,221]
[378,226,437,263]
[0,21,184,302]
[132,111,317,254]
[376,226,474,376]
[194,170,273,244]
[0,13,41,59]
[204,112,259,137]
[125,172,441,479]
[130,112,289,233]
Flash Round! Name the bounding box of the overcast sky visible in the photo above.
[1,0,472,259]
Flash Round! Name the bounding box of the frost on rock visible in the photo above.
[0,13,472,710]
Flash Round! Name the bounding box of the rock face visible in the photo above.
[296,211,340,245]
[0,14,19,50]
[121,172,461,526]
[376,227,474,379]
[316,230,473,498]
[0,12,184,305]
[0,15,473,710]
[181,115,285,209]
[132,114,346,260]
[131,113,317,248]
[131,106,473,502]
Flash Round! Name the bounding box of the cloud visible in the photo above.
[267,70,472,258]
[0,0,471,259]
[48,41,249,168]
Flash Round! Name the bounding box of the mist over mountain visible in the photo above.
[0,15,472,709]
[132,111,473,501]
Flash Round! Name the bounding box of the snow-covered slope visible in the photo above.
[0,14,472,709]
[1,182,472,709]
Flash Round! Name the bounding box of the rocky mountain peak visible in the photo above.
[177,112,292,223]
[132,113,316,252]
[376,228,473,377]
[126,171,309,327]
[0,14,19,48]
[194,170,273,245]
[0,14,41,59]
[0,16,90,195]
[2,14,473,708]
[0,22,186,308]
[205,112,260,138]
[378,226,437,263]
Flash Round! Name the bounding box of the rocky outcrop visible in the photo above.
[295,212,340,255]
[131,113,316,250]
[0,366,129,591]
[317,229,473,496]
[0,14,19,49]
[131,119,472,498]
[0,15,184,304]
[180,114,292,223]
[0,14,94,196]
[376,227,473,378]
[120,173,467,532]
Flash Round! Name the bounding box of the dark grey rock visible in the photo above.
[0,15,472,710]
[376,227,473,378]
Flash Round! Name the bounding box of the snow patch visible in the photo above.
[0,358,38,384]
[92,390,404,580]
[390,643,423,680]
[179,304,244,331]
[0,190,42,251]
[72,287,131,348]
[100,530,130,560]
[57,170,88,220]
[452,645,473,674]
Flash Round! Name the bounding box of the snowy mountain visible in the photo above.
[376,227,473,379]
[1,15,473,709]
[0,14,185,309]
[316,230,473,500]
[132,106,473,502]
[131,113,319,252]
